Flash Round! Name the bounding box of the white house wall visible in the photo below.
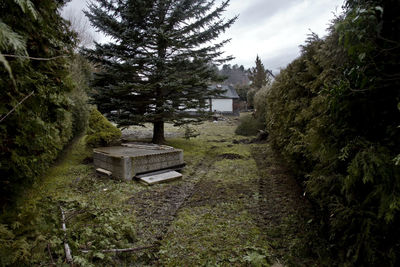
[184,99,210,112]
[211,99,232,112]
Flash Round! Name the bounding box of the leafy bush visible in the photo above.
[265,1,400,265]
[254,85,270,126]
[246,89,257,109]
[86,109,121,148]
[235,114,264,136]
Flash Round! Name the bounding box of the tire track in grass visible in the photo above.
[156,142,271,266]
[127,147,216,257]
[251,143,319,266]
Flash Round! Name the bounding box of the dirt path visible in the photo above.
[252,144,318,266]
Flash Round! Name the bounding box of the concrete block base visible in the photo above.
[93,143,184,180]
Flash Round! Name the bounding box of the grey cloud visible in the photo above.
[237,0,299,27]
[261,48,300,74]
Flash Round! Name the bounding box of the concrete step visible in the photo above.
[137,170,182,185]
[96,168,112,177]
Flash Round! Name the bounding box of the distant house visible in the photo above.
[208,84,240,115]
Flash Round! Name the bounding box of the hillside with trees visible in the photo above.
[219,64,249,86]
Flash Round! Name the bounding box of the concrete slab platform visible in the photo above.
[137,170,182,185]
[93,143,184,180]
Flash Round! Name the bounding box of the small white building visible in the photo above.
[208,84,240,115]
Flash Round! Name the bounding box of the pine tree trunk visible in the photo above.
[152,121,165,144]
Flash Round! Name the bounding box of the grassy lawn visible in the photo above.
[158,120,271,266]
[1,116,316,266]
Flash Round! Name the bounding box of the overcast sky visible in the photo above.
[62,0,344,73]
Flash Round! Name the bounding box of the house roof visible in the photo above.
[208,84,239,99]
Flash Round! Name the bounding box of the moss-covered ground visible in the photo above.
[1,115,319,266]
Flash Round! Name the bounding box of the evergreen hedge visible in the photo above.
[265,1,400,265]
[0,0,89,206]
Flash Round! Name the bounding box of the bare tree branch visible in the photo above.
[47,243,56,266]
[0,91,34,123]
[80,245,156,254]
[3,54,69,61]
[60,206,73,264]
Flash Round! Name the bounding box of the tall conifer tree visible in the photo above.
[246,55,271,108]
[85,0,236,143]
[248,55,270,89]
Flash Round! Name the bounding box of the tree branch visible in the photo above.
[2,54,69,61]
[60,206,73,264]
[0,91,34,123]
[80,245,156,254]
[47,243,56,266]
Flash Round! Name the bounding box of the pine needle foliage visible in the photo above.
[265,0,400,265]
[84,0,237,143]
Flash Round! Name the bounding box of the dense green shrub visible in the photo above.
[253,85,270,126]
[246,89,257,110]
[265,1,400,265]
[266,1,400,266]
[86,109,121,148]
[0,0,80,206]
[235,114,264,136]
